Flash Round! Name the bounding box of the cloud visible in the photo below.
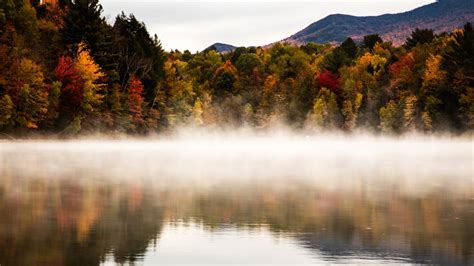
[101,1,435,51]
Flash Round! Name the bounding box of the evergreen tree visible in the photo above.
[113,13,165,102]
[442,23,474,83]
[340,37,358,59]
[60,0,114,69]
[441,22,474,129]
[363,34,383,51]
[405,28,435,49]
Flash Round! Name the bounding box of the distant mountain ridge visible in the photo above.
[283,0,474,45]
[204,43,237,53]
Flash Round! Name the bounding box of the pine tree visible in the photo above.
[60,0,114,69]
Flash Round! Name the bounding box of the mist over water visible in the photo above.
[0,131,472,265]
[1,132,472,192]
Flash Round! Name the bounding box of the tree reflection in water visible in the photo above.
[0,176,472,265]
[0,139,472,265]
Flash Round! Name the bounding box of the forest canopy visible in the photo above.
[0,0,473,136]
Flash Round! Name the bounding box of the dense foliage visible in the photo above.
[0,1,473,135]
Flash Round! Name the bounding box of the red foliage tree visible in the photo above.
[55,56,84,113]
[389,53,415,77]
[128,76,144,123]
[388,53,417,94]
[317,70,340,96]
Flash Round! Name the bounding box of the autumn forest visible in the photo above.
[1,0,473,136]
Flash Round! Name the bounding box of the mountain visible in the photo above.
[204,43,237,53]
[283,0,474,45]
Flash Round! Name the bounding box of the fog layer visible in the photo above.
[1,133,471,197]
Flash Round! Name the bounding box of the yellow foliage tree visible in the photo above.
[163,59,196,125]
[308,87,339,129]
[191,98,204,126]
[256,74,279,126]
[341,93,363,130]
[340,53,387,130]
[379,100,399,133]
[15,59,49,129]
[423,55,445,89]
[75,42,104,114]
[421,55,445,130]
[403,95,418,131]
[243,103,254,126]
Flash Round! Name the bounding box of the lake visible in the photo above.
[0,135,472,265]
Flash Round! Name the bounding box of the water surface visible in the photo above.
[0,135,472,265]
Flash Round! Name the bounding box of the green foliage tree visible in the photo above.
[320,38,357,74]
[236,53,263,77]
[379,100,400,133]
[187,50,223,85]
[0,94,14,128]
[15,84,48,129]
[228,46,256,64]
[12,58,49,129]
[213,60,239,99]
[300,42,329,56]
[45,81,61,128]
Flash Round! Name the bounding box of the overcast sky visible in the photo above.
[101,0,436,52]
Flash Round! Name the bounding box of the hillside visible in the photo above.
[204,43,237,53]
[283,0,474,45]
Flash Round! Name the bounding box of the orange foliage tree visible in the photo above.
[128,76,144,124]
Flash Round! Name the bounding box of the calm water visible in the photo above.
[0,136,472,265]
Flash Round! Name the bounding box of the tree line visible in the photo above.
[0,0,473,135]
